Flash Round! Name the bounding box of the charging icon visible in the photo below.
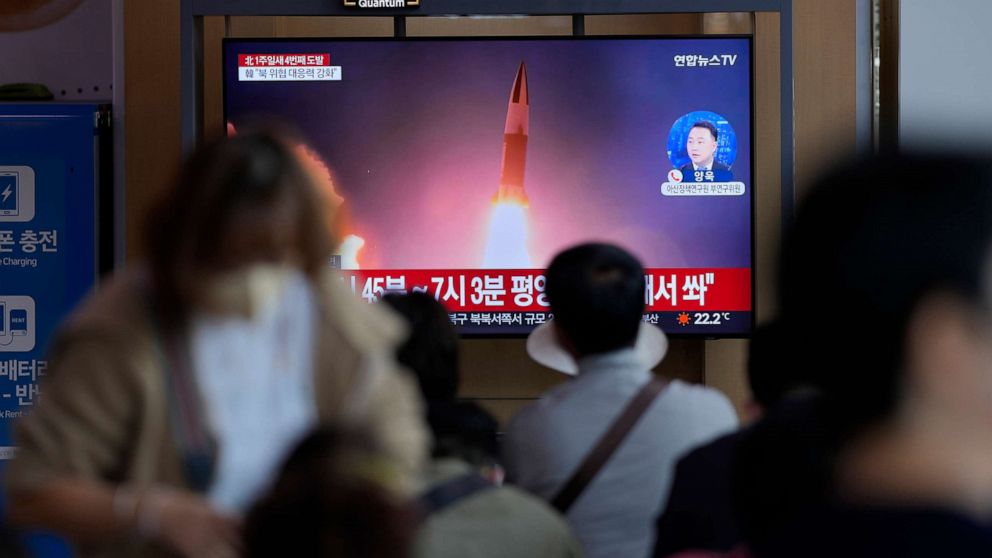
[0,174,16,216]
[0,166,35,222]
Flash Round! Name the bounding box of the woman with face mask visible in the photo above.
[4,131,428,558]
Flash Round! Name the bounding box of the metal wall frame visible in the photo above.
[180,0,795,221]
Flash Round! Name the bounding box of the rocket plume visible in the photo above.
[294,140,366,269]
[483,62,533,269]
[483,203,530,268]
[339,234,365,270]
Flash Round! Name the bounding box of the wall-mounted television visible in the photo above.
[224,36,753,335]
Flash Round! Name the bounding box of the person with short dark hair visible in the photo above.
[735,153,992,557]
[381,292,583,558]
[678,121,732,178]
[741,321,798,417]
[543,243,647,356]
[4,131,428,558]
[503,243,738,558]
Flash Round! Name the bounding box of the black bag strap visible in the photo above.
[550,376,668,514]
[145,291,217,493]
[419,472,494,516]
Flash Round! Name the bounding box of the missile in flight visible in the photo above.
[494,61,530,206]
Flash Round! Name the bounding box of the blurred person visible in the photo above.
[228,121,363,269]
[4,131,428,558]
[735,153,992,557]
[244,425,419,558]
[653,321,806,557]
[0,524,29,558]
[381,293,459,403]
[502,243,738,558]
[382,292,584,558]
[414,402,584,558]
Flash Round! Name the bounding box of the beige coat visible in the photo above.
[5,267,428,557]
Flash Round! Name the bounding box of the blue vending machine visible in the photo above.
[0,103,112,556]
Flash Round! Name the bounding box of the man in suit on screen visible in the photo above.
[678,120,732,180]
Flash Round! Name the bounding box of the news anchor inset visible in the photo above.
[679,121,732,178]
[679,121,732,181]
[667,112,737,183]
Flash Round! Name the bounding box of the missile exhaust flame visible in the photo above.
[339,234,365,270]
[483,201,532,268]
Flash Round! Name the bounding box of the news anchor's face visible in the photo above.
[686,126,718,167]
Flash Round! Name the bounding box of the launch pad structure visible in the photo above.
[179,0,796,226]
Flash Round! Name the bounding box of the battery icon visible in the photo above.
[10,309,27,335]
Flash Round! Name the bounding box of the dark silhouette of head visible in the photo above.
[736,152,992,551]
[545,243,646,357]
[381,292,460,403]
[145,130,332,322]
[245,426,418,558]
[427,401,499,467]
[746,320,805,414]
[779,152,992,428]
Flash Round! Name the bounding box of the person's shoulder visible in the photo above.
[505,379,577,432]
[766,505,992,558]
[677,429,745,470]
[504,392,553,437]
[504,383,585,453]
[664,380,739,427]
[426,483,582,555]
[666,379,732,406]
[313,268,408,353]
[679,163,693,173]
[489,485,581,538]
[58,265,154,339]
[714,161,732,171]
[497,484,572,517]
[34,266,168,391]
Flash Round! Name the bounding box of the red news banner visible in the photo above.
[238,53,330,67]
[237,53,339,81]
[340,268,751,312]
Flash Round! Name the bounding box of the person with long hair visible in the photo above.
[5,131,427,558]
[382,292,583,558]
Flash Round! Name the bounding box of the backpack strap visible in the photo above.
[145,292,217,493]
[550,376,668,514]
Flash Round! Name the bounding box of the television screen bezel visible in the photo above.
[221,34,756,340]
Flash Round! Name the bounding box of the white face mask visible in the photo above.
[199,264,306,318]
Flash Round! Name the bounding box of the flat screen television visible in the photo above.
[224,36,753,335]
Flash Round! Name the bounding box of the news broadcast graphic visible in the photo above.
[224,37,753,335]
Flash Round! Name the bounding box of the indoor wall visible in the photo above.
[121,2,860,423]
